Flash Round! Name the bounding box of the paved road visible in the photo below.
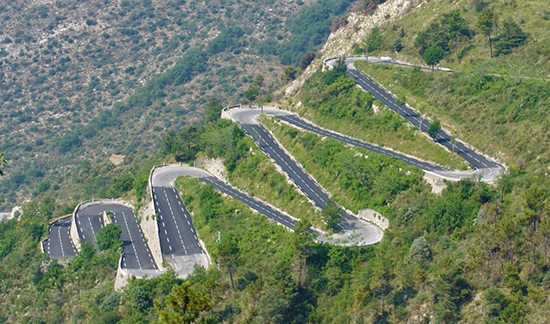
[76,203,157,270]
[327,57,502,182]
[152,186,204,257]
[153,166,299,230]
[227,109,384,244]
[153,166,379,245]
[227,105,501,183]
[44,216,77,260]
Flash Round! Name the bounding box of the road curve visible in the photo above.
[153,166,382,246]
[44,216,77,260]
[75,203,158,270]
[227,105,500,183]
[326,56,503,182]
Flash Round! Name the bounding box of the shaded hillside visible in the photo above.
[0,0,356,208]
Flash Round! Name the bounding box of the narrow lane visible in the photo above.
[152,186,203,257]
[47,216,77,260]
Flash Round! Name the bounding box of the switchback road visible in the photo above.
[75,203,157,270]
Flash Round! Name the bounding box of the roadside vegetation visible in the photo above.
[261,115,424,216]
[162,99,323,228]
[294,60,468,170]
[355,60,550,171]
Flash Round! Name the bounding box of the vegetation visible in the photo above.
[261,116,423,216]
[0,0,355,210]
[161,116,323,228]
[295,61,467,170]
[96,223,123,251]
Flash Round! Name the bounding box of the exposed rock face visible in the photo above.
[285,0,415,97]
[194,157,228,183]
[357,208,389,230]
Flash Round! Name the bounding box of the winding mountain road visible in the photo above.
[327,56,503,182]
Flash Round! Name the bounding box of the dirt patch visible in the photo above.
[423,173,447,194]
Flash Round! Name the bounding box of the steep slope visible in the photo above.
[0,0,357,208]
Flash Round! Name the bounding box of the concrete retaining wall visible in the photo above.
[357,208,389,230]
[138,200,166,272]
[70,204,82,251]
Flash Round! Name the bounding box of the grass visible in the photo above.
[212,134,323,228]
[260,115,425,216]
[355,60,550,169]
[294,69,468,170]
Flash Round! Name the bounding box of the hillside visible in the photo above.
[0,0,357,209]
[1,0,550,323]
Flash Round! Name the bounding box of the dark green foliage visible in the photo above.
[205,97,223,124]
[484,286,506,321]
[52,132,82,153]
[408,236,430,263]
[278,0,354,66]
[433,266,471,323]
[281,66,299,82]
[154,281,213,324]
[366,28,383,52]
[321,199,341,231]
[322,58,347,85]
[80,241,96,260]
[423,44,445,69]
[415,9,472,61]
[244,85,260,102]
[427,179,495,233]
[392,38,403,52]
[300,52,316,70]
[206,26,244,55]
[109,173,134,197]
[427,118,441,138]
[96,223,122,251]
[494,18,527,56]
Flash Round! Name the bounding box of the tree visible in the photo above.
[442,10,470,64]
[252,74,265,88]
[494,17,526,56]
[427,118,441,139]
[217,235,239,289]
[409,236,431,264]
[205,97,223,124]
[244,85,260,102]
[293,220,313,287]
[96,223,122,251]
[477,8,499,57]
[423,44,445,69]
[366,28,383,52]
[393,38,403,52]
[281,66,299,82]
[300,52,316,70]
[154,282,212,324]
[321,199,341,231]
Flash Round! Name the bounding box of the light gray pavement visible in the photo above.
[44,216,77,260]
[151,167,210,277]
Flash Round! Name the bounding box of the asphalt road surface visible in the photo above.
[152,186,204,257]
[328,57,502,181]
[44,216,77,260]
[152,166,298,232]
[227,110,383,241]
[76,203,157,270]
[227,105,501,183]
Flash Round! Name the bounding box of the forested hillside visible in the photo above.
[0,0,356,209]
[2,0,550,323]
